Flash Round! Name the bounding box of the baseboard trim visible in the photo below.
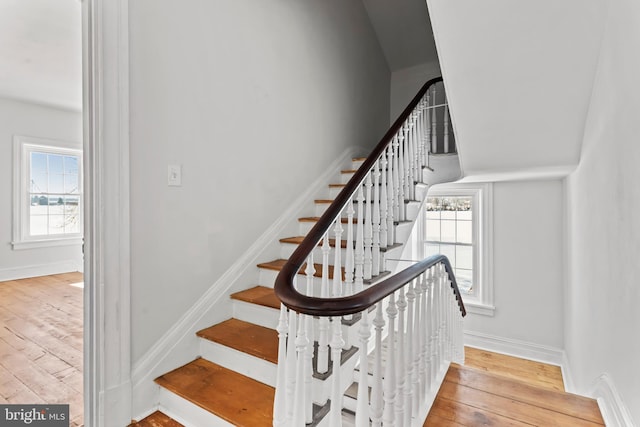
[0,260,82,282]
[463,330,565,368]
[131,147,363,416]
[591,373,637,427]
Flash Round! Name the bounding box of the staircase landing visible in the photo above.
[424,347,604,426]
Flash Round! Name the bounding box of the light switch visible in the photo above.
[168,164,182,186]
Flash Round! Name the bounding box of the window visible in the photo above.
[13,135,83,249]
[424,183,494,315]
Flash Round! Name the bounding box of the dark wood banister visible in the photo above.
[274,76,466,318]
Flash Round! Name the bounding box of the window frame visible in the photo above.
[12,135,84,250]
[426,182,494,316]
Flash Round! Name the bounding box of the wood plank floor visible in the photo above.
[425,347,604,426]
[0,272,84,427]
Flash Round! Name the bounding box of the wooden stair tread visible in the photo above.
[129,411,183,427]
[280,236,348,249]
[427,364,605,426]
[341,169,357,174]
[155,358,274,427]
[258,258,345,280]
[230,286,280,310]
[328,183,346,188]
[196,318,278,364]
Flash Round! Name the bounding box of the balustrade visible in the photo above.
[272,77,463,426]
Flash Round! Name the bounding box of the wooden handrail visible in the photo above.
[274,77,466,317]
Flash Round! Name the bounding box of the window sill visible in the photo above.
[12,237,83,251]
[463,301,495,317]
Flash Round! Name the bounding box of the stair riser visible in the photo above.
[232,299,280,330]
[199,339,277,388]
[158,387,235,427]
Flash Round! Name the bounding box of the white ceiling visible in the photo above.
[361,0,439,71]
[0,0,433,112]
[0,0,82,111]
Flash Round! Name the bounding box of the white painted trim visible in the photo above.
[0,261,82,282]
[131,147,363,416]
[590,373,637,427]
[82,0,131,425]
[464,302,495,316]
[463,330,566,368]
[12,237,83,250]
[158,387,236,427]
[560,351,577,394]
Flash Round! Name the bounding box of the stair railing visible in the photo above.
[273,77,465,426]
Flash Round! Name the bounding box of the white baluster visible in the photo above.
[419,271,429,399]
[355,309,371,427]
[386,144,395,246]
[429,266,438,384]
[333,217,343,299]
[354,184,365,292]
[407,120,415,201]
[410,281,420,416]
[345,196,355,298]
[383,294,398,427]
[273,304,289,427]
[364,171,373,281]
[329,317,344,427]
[396,134,406,222]
[317,235,331,374]
[286,301,297,423]
[426,92,432,161]
[395,288,407,426]
[444,102,450,154]
[379,152,389,252]
[370,304,384,427]
[372,161,381,277]
[392,136,401,224]
[304,256,315,424]
[431,86,437,154]
[403,282,415,425]
[293,311,309,426]
[403,124,412,202]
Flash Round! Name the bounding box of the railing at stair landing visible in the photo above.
[273,77,465,426]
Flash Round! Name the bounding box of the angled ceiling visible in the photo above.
[361,0,439,71]
[0,0,82,111]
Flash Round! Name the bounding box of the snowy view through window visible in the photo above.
[425,196,473,293]
[29,151,81,236]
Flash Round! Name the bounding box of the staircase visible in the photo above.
[130,156,422,426]
[130,78,467,426]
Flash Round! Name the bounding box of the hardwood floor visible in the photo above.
[0,272,84,427]
[424,347,604,426]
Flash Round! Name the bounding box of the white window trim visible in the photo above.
[12,135,83,250]
[428,182,495,316]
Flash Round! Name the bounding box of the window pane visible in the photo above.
[458,210,472,221]
[30,204,48,216]
[426,219,441,241]
[31,172,48,193]
[440,244,456,265]
[64,156,79,174]
[64,174,79,194]
[456,269,473,293]
[31,152,47,173]
[48,215,65,234]
[457,220,472,244]
[65,216,80,234]
[30,215,48,236]
[441,220,456,242]
[456,245,473,270]
[49,203,65,215]
[48,154,63,174]
[49,174,64,194]
[425,243,440,257]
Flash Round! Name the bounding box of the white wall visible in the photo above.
[0,98,83,280]
[390,61,441,122]
[427,0,606,180]
[464,179,565,351]
[129,0,390,363]
[565,0,640,422]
